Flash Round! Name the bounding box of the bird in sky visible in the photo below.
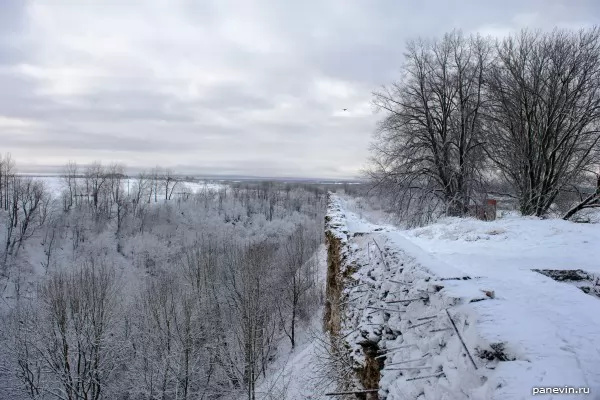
[342,108,348,111]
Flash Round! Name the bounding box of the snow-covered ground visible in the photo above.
[327,194,600,400]
[247,245,333,400]
[249,309,328,400]
[398,215,600,399]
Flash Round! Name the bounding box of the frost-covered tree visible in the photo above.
[3,178,48,262]
[0,152,16,211]
[62,161,79,210]
[485,28,600,216]
[0,157,327,400]
[370,31,491,223]
[11,260,122,400]
[278,225,320,348]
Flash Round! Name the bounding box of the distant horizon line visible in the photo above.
[12,164,363,183]
[15,171,366,183]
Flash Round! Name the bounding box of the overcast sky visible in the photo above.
[0,0,598,178]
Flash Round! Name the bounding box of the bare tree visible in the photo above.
[370,31,491,223]
[148,166,163,203]
[131,274,204,400]
[220,241,279,400]
[13,260,122,400]
[84,161,107,210]
[278,226,318,348]
[6,303,44,399]
[484,28,600,216]
[131,171,150,217]
[0,154,4,211]
[40,211,62,273]
[4,178,48,258]
[311,331,357,396]
[104,163,129,251]
[0,152,16,211]
[162,168,179,201]
[62,161,79,209]
[563,171,600,219]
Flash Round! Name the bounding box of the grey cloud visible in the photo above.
[1,0,599,179]
[193,84,275,112]
[0,0,27,34]
[1,125,197,153]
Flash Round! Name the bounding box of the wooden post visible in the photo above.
[389,280,412,285]
[366,306,406,313]
[387,355,431,366]
[386,297,427,304]
[325,389,379,396]
[377,344,417,353]
[405,372,445,381]
[406,320,434,330]
[445,309,478,370]
[375,345,418,359]
[372,239,390,270]
[430,328,453,333]
[386,366,431,371]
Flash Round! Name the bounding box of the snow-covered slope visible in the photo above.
[327,194,600,400]
[245,245,333,400]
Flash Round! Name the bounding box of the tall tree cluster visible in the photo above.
[0,158,326,400]
[369,28,600,224]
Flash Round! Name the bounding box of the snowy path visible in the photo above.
[333,195,600,399]
[251,312,327,400]
[386,230,600,397]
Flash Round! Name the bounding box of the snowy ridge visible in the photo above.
[324,198,350,245]
[327,194,600,400]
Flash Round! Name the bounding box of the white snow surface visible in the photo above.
[328,194,600,400]
[247,309,329,400]
[241,245,333,400]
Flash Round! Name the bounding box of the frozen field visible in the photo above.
[19,175,225,197]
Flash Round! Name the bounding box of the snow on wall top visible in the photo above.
[327,193,600,400]
[325,193,350,244]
